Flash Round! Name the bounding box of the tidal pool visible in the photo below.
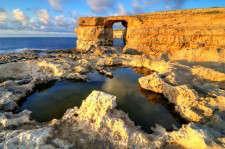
[20,67,182,132]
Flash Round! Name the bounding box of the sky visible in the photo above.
[0,0,225,37]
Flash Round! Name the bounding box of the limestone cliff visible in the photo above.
[76,8,225,61]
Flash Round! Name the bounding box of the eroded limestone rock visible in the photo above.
[139,73,217,122]
[168,123,223,149]
[58,90,154,148]
[0,91,17,111]
[76,8,225,60]
[0,110,32,128]
[0,48,224,148]
[1,127,53,148]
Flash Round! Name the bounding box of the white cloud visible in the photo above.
[37,9,49,25]
[54,15,75,27]
[0,9,7,23]
[1,8,77,36]
[86,0,114,13]
[54,15,66,26]
[13,9,28,25]
[48,0,62,11]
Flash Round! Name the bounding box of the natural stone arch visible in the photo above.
[104,20,128,47]
[76,8,225,58]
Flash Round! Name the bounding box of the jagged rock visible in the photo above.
[0,51,38,64]
[139,73,214,122]
[1,127,53,148]
[138,73,164,93]
[0,110,32,128]
[0,80,35,111]
[96,57,122,67]
[0,91,17,111]
[168,123,223,149]
[95,66,113,77]
[0,61,39,80]
[121,55,171,74]
[37,60,64,77]
[73,65,90,74]
[0,45,224,148]
[191,66,225,82]
[60,91,154,148]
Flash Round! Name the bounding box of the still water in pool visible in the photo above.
[20,67,182,132]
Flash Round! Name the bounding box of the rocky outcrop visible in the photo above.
[0,110,32,128]
[1,127,53,148]
[139,73,213,122]
[54,90,225,148]
[138,62,225,122]
[57,91,153,148]
[0,48,224,148]
[76,8,225,61]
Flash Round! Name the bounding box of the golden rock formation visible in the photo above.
[76,8,225,61]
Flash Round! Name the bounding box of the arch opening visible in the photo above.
[112,21,127,48]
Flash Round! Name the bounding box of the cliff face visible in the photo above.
[76,8,225,61]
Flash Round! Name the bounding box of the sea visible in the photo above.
[0,37,76,54]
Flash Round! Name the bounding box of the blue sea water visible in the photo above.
[0,37,76,54]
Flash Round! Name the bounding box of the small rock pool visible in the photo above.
[20,67,182,132]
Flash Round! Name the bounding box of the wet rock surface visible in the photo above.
[0,47,224,148]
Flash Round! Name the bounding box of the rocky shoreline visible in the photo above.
[0,47,224,148]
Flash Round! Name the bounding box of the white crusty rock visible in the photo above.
[61,90,154,148]
[0,110,32,128]
[2,127,53,148]
[138,73,214,122]
[138,72,164,93]
[0,91,17,111]
[168,123,224,149]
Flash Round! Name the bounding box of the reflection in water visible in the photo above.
[20,67,181,132]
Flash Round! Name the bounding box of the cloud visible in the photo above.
[48,0,62,11]
[1,8,77,36]
[86,0,114,13]
[13,9,29,25]
[0,8,7,23]
[53,15,76,32]
[55,15,70,27]
[37,9,50,25]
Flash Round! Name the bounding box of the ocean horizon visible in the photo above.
[0,37,76,54]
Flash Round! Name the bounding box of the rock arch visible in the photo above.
[105,20,128,46]
[76,8,225,58]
